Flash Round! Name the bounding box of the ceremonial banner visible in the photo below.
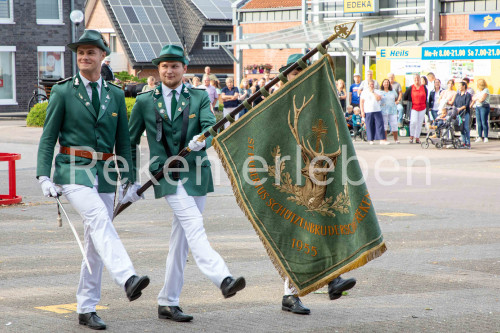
[213,55,386,296]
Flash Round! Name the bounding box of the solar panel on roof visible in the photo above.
[190,0,232,20]
[144,7,160,23]
[141,43,156,61]
[123,6,139,24]
[133,6,150,24]
[109,0,181,63]
[129,42,146,62]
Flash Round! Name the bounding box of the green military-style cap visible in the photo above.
[279,53,310,73]
[152,44,189,66]
[67,30,111,55]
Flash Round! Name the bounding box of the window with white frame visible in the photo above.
[0,46,16,105]
[225,32,233,49]
[109,34,118,53]
[37,46,65,80]
[36,0,63,24]
[203,32,219,49]
[0,0,14,23]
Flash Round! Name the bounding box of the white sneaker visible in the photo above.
[484,138,489,143]
[380,140,390,145]
[475,137,482,143]
[369,141,374,145]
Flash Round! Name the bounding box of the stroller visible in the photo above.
[421,106,463,149]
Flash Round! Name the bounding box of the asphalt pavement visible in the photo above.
[0,120,499,333]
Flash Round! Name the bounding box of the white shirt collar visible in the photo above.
[162,82,183,98]
[79,73,102,88]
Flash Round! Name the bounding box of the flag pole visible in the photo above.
[113,21,356,220]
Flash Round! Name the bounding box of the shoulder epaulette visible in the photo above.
[136,90,150,96]
[192,87,206,90]
[107,81,122,88]
[56,77,72,85]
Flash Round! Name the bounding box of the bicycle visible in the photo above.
[28,84,48,112]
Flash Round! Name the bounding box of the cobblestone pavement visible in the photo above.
[0,120,499,332]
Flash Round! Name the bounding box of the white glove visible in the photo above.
[119,182,144,204]
[188,134,206,152]
[39,176,61,197]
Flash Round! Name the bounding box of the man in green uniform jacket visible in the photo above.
[36,30,149,330]
[123,44,246,323]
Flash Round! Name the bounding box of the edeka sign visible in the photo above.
[422,46,500,60]
[376,47,420,60]
[469,14,500,31]
[344,0,378,13]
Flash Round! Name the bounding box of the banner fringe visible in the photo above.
[213,138,387,297]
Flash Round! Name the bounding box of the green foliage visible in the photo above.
[115,71,147,84]
[25,98,136,127]
[26,101,49,127]
[125,97,136,120]
[214,110,223,123]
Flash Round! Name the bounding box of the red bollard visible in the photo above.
[0,153,22,205]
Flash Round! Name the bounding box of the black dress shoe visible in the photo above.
[220,276,246,298]
[78,312,106,330]
[125,275,150,301]
[158,305,193,322]
[328,276,356,300]
[282,295,310,315]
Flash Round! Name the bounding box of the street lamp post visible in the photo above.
[70,10,84,75]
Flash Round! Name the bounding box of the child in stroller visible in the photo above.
[422,106,462,149]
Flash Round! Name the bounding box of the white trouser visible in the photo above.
[61,181,136,314]
[383,113,398,132]
[284,277,295,296]
[158,182,231,306]
[410,109,426,138]
[223,107,238,129]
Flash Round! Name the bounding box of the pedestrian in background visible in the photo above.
[403,73,428,144]
[220,77,240,129]
[337,79,347,111]
[380,78,399,143]
[101,56,114,81]
[387,73,403,126]
[358,69,380,95]
[360,79,388,145]
[349,72,362,108]
[238,78,252,117]
[454,81,472,148]
[428,79,444,121]
[472,78,490,143]
[142,76,157,92]
[199,75,218,113]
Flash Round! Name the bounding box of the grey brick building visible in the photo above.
[0,0,85,114]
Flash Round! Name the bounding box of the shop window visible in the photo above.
[203,32,219,49]
[0,47,16,105]
[0,0,14,23]
[36,0,63,24]
[37,47,65,80]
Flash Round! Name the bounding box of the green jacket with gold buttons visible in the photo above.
[128,84,216,198]
[36,75,134,193]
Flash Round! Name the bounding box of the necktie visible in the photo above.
[89,82,100,114]
[171,90,177,118]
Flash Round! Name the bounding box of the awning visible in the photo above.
[217,17,426,50]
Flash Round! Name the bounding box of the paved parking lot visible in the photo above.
[0,120,499,332]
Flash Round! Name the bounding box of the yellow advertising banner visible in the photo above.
[344,0,377,13]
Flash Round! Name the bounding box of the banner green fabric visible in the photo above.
[213,55,386,296]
